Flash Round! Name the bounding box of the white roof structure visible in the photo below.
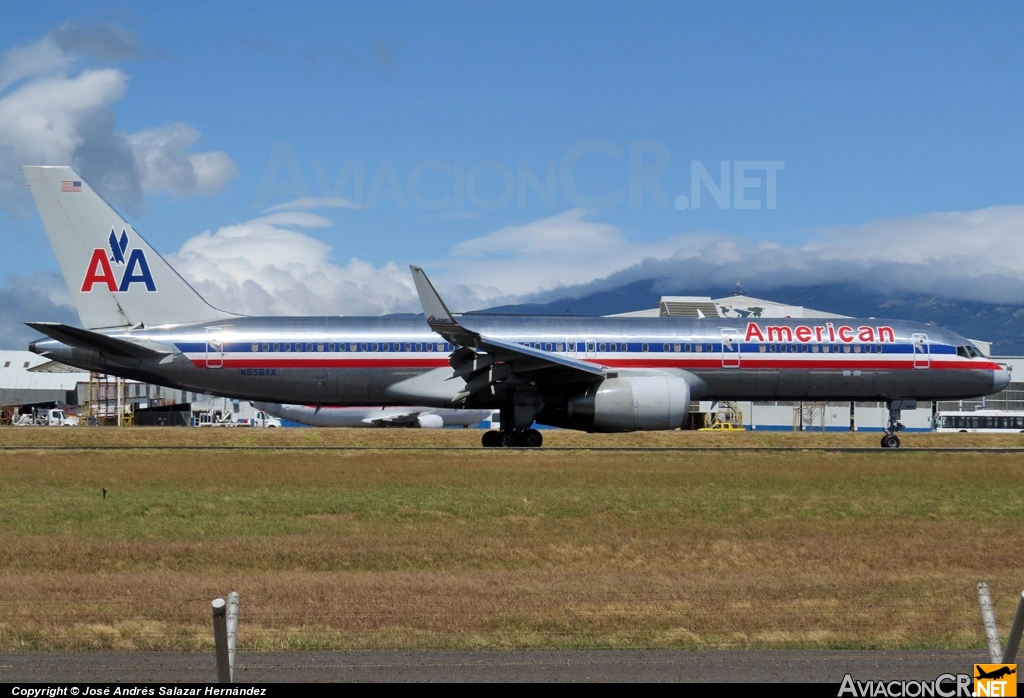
[0,351,89,406]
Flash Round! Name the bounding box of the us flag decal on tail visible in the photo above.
[61,180,81,192]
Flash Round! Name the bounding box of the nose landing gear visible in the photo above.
[481,428,543,448]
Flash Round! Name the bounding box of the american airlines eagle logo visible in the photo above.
[81,228,157,293]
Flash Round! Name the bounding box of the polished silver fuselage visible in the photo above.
[31,315,1008,428]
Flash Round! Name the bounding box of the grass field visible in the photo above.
[1,427,1023,651]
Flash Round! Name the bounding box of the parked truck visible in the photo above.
[11,408,78,426]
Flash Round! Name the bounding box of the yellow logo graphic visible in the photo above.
[975,664,1017,697]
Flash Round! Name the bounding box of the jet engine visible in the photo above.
[416,413,445,429]
[566,376,691,431]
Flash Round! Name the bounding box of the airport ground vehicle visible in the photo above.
[11,408,77,426]
[21,167,1009,449]
[192,408,281,427]
[934,409,1024,433]
[242,409,282,427]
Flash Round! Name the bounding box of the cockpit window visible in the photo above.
[957,345,981,359]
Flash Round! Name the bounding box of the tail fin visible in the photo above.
[22,166,235,329]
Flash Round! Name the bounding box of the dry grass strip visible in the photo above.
[0,429,1020,650]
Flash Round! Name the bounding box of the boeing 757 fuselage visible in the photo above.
[22,166,1008,448]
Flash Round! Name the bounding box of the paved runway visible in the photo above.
[0,650,988,683]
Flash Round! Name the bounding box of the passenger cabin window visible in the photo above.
[252,344,259,352]
[599,343,607,352]
[642,343,649,352]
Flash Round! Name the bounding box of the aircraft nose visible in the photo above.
[993,366,1010,393]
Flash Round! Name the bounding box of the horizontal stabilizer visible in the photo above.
[26,322,172,358]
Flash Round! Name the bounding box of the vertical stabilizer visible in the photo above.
[23,166,236,329]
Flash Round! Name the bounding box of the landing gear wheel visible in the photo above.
[499,431,518,448]
[482,431,499,448]
[523,429,543,448]
[881,434,901,449]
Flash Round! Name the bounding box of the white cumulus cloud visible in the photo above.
[169,211,419,317]
[0,25,237,215]
[128,123,238,196]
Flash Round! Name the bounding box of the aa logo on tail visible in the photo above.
[81,228,157,293]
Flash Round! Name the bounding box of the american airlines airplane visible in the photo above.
[253,403,494,429]
[22,166,1009,448]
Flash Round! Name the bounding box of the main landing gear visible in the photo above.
[482,429,543,448]
[881,403,904,449]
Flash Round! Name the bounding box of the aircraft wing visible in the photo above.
[26,322,173,359]
[409,266,604,401]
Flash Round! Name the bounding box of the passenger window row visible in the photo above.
[758,344,885,354]
[239,340,928,356]
[249,342,451,353]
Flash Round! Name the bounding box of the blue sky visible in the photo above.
[0,2,1023,344]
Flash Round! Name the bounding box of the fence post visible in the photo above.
[978,583,1002,663]
[1002,590,1024,664]
[212,597,231,683]
[226,591,240,682]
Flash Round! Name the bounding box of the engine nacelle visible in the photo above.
[567,376,691,432]
[416,413,445,429]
